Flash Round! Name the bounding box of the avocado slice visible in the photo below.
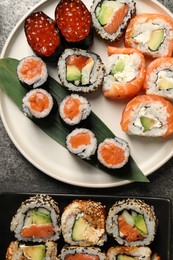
[22,245,46,260]
[111,59,125,75]
[147,29,164,51]
[134,214,148,235]
[32,210,51,225]
[157,78,173,90]
[96,5,115,25]
[140,116,157,131]
[117,255,135,260]
[72,217,88,241]
[66,65,81,82]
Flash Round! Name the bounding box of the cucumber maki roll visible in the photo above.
[10,194,61,242]
[90,0,136,42]
[106,198,158,246]
[6,241,58,260]
[17,56,48,90]
[57,48,105,93]
[61,199,107,246]
[58,246,106,260]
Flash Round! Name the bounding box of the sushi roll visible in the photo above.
[120,94,173,137]
[66,128,97,160]
[102,46,146,100]
[59,94,91,126]
[106,246,152,260]
[58,246,106,260]
[6,241,58,260]
[144,57,173,101]
[61,199,107,246]
[55,0,93,49]
[106,198,158,246]
[10,194,61,242]
[22,88,57,120]
[25,11,64,62]
[90,0,136,42]
[125,13,173,58]
[57,48,105,93]
[97,137,130,169]
[17,56,48,89]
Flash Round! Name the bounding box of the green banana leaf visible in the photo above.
[0,57,149,182]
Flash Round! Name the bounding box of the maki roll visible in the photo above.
[61,199,107,246]
[102,46,146,100]
[106,246,152,260]
[6,241,58,260]
[25,11,64,62]
[57,48,105,93]
[55,0,93,49]
[97,137,130,169]
[22,88,57,120]
[125,13,173,58]
[66,128,97,160]
[17,56,48,89]
[59,94,91,126]
[120,94,173,137]
[58,246,106,260]
[10,194,61,242]
[106,198,158,246]
[144,57,173,101]
[90,0,136,42]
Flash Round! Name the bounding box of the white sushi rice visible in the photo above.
[66,128,97,160]
[59,94,91,125]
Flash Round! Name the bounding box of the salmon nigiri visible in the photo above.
[120,94,173,137]
[102,46,146,101]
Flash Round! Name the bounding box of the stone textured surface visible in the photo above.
[0,0,173,256]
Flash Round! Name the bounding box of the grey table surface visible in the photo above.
[0,0,173,257]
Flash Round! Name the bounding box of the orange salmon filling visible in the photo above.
[21,223,54,238]
[66,55,90,70]
[64,97,81,119]
[65,254,99,260]
[100,142,125,165]
[29,92,49,112]
[69,133,91,148]
[19,59,44,80]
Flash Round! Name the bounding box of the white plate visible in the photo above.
[1,0,173,188]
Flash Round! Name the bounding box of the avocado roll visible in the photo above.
[6,241,58,260]
[61,199,107,246]
[58,246,106,260]
[57,48,105,93]
[90,0,136,42]
[17,56,48,89]
[59,94,91,126]
[10,194,61,242]
[106,198,158,246]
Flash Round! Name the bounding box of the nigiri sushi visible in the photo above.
[120,94,173,137]
[102,46,146,100]
[125,13,173,58]
[144,57,173,101]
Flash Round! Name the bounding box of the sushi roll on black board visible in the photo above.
[61,199,107,246]
[10,194,61,242]
[106,198,158,246]
[6,241,58,260]
[90,0,136,42]
[55,0,93,49]
[22,88,57,121]
[59,94,91,126]
[17,56,48,89]
[57,48,105,93]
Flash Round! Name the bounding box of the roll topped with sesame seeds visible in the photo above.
[61,199,107,246]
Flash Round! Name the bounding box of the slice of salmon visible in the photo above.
[99,142,125,165]
[69,133,91,148]
[65,254,99,260]
[29,91,49,112]
[104,4,129,35]
[66,55,90,70]
[63,97,81,120]
[19,58,44,80]
[21,223,54,238]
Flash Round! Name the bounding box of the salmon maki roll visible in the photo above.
[125,13,173,58]
[144,57,173,101]
[91,0,136,42]
[120,94,173,137]
[102,46,146,100]
[66,128,97,160]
